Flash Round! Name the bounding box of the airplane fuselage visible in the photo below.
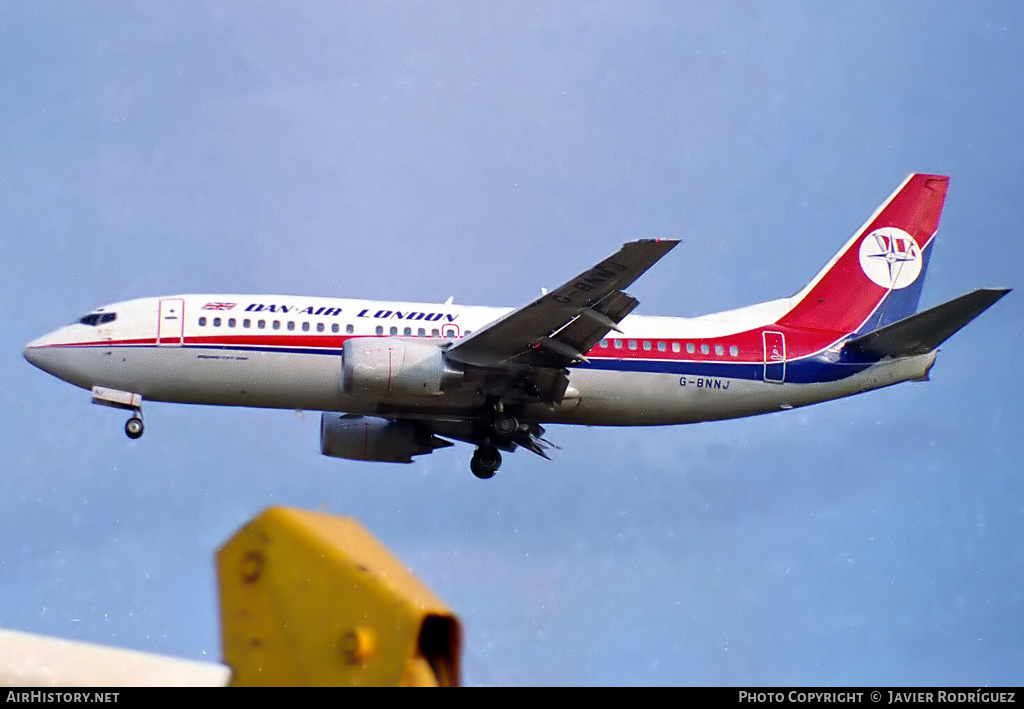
[24,293,936,428]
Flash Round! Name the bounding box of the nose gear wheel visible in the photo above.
[125,416,144,439]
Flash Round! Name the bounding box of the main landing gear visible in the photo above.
[470,446,502,480]
[492,413,519,437]
[467,404,522,479]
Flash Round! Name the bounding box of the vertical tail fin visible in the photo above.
[777,174,948,336]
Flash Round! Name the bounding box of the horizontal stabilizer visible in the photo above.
[844,288,1010,359]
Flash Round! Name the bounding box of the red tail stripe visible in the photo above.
[776,174,947,334]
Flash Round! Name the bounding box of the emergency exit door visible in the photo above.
[763,331,786,383]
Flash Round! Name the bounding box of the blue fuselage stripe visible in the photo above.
[580,357,870,383]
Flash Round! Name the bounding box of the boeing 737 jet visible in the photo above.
[24,174,1008,478]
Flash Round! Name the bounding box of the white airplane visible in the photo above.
[24,174,1008,479]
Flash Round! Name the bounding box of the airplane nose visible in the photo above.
[24,322,114,391]
[23,338,48,369]
[23,330,79,381]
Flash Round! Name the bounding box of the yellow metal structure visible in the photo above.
[218,507,461,686]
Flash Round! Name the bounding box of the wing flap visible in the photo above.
[542,290,640,363]
[447,239,677,369]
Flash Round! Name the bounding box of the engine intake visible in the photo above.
[320,414,453,463]
[342,338,462,398]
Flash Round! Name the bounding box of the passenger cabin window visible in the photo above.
[316,322,324,333]
[287,321,295,331]
[258,320,266,329]
[642,340,652,351]
[686,343,695,354]
[342,324,349,334]
[672,342,681,353]
[243,319,251,328]
[376,326,384,335]
[198,317,207,327]
[614,339,623,349]
[418,328,426,337]
[404,327,412,336]
[628,339,638,350]
[303,322,310,332]
[390,326,398,336]
[228,318,236,328]
[273,321,281,330]
[730,345,739,357]
[658,341,666,352]
[700,344,710,354]
[213,317,221,327]
[431,328,440,337]
[444,328,456,337]
[600,339,609,348]
[714,344,724,356]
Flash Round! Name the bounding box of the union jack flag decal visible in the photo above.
[202,302,236,311]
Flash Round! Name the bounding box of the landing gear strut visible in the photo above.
[470,446,502,480]
[125,414,144,440]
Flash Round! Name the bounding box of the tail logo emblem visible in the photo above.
[859,227,922,289]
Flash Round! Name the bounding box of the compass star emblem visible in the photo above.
[858,227,922,289]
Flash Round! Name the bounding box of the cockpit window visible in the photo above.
[79,312,117,326]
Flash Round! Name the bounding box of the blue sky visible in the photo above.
[2,2,1022,686]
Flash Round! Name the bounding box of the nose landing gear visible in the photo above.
[125,415,144,440]
[90,386,146,441]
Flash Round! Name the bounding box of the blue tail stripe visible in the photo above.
[857,239,934,334]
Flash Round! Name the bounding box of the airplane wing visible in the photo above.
[446,239,678,374]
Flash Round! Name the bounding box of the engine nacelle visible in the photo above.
[342,338,461,398]
[320,414,452,463]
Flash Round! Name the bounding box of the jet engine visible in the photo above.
[320,414,453,463]
[342,338,462,398]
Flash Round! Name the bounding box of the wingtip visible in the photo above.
[635,237,681,249]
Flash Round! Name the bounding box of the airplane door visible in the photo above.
[157,298,185,346]
[763,331,786,383]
